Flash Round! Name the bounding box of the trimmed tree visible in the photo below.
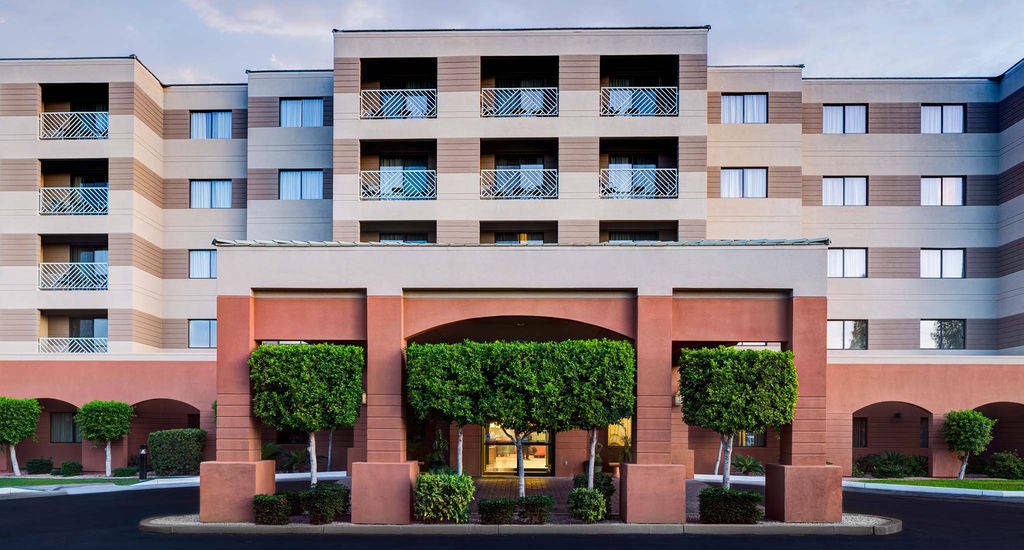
[405,341,485,475]
[0,397,42,476]
[942,409,996,480]
[678,347,798,489]
[249,343,364,486]
[75,400,134,477]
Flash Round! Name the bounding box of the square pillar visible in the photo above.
[620,463,686,524]
[199,460,276,522]
[764,464,842,522]
[635,296,674,464]
[351,461,418,524]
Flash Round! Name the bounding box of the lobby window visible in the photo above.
[279,170,323,200]
[190,111,232,139]
[190,180,231,209]
[735,430,766,447]
[920,249,964,278]
[280,98,324,127]
[721,93,767,123]
[720,168,767,198]
[920,319,965,349]
[380,233,428,244]
[822,177,867,206]
[920,417,930,448]
[189,319,217,349]
[852,417,868,448]
[921,104,964,134]
[827,248,866,278]
[495,232,544,244]
[50,412,81,443]
[608,231,660,242]
[921,177,964,206]
[822,104,866,134]
[827,320,867,350]
[607,418,631,447]
[189,250,217,279]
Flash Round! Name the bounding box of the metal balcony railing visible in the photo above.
[599,168,678,198]
[480,169,558,199]
[360,89,437,119]
[480,87,559,117]
[38,337,108,354]
[39,187,109,215]
[38,111,109,139]
[39,262,109,290]
[360,170,437,200]
[600,87,679,117]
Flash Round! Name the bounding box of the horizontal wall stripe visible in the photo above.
[0,159,39,191]
[999,160,1024,204]
[559,138,599,173]
[559,55,599,92]
[0,83,40,116]
[678,219,707,240]
[334,57,360,94]
[767,166,801,198]
[867,248,918,279]
[437,138,480,174]
[1000,84,1024,132]
[0,234,38,266]
[436,220,479,244]
[966,102,998,134]
[867,103,920,134]
[247,96,278,128]
[0,310,38,340]
[558,220,599,244]
[437,56,480,93]
[677,136,707,172]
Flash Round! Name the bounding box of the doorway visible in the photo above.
[481,423,553,475]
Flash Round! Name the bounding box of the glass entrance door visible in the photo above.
[482,423,552,475]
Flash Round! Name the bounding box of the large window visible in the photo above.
[494,232,545,244]
[379,233,428,243]
[921,104,964,134]
[920,249,964,278]
[190,111,232,139]
[189,250,217,279]
[70,316,107,338]
[920,319,966,349]
[822,177,867,206]
[721,93,767,123]
[735,430,766,447]
[827,248,866,278]
[189,319,217,349]
[853,417,868,448]
[279,170,324,200]
[822,104,867,134]
[190,180,232,209]
[280,98,324,127]
[720,168,767,198]
[921,177,964,206]
[827,320,868,350]
[50,412,81,443]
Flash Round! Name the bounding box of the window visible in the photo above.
[852,417,868,448]
[494,232,545,244]
[920,417,930,448]
[735,430,766,447]
[920,249,964,278]
[280,98,324,127]
[190,111,232,139]
[279,170,324,200]
[921,104,964,134]
[720,168,767,198]
[721,93,767,123]
[190,180,232,208]
[921,177,964,206]
[187,414,200,429]
[827,248,866,278]
[822,177,867,206]
[608,231,660,242]
[920,319,966,349]
[827,320,868,350]
[50,412,81,443]
[822,104,867,134]
[379,233,428,243]
[189,319,217,348]
[70,317,107,338]
[189,250,217,279]
[607,418,631,447]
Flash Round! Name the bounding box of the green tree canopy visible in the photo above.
[75,400,134,477]
[942,409,996,479]
[0,396,42,477]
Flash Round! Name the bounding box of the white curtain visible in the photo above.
[189,320,215,348]
[302,98,324,127]
[942,177,964,205]
[301,170,324,199]
[609,155,633,193]
[827,249,845,277]
[920,320,939,349]
[190,180,212,208]
[942,249,964,278]
[51,413,79,443]
[279,171,302,200]
[744,94,767,123]
[844,248,866,277]
[189,250,216,278]
[280,100,303,127]
[921,106,942,134]
[212,111,232,138]
[920,177,941,205]
[190,112,208,139]
[212,180,232,208]
[720,168,743,197]
[826,321,843,349]
[743,168,767,197]
[822,106,844,134]
[822,177,845,205]
[942,105,964,134]
[722,94,744,123]
[845,105,866,133]
[920,249,942,277]
[844,177,867,205]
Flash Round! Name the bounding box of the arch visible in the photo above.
[129,398,213,463]
[974,402,1024,458]
[850,401,932,468]
[406,315,633,344]
[10,398,82,470]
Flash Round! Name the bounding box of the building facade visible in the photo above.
[2,27,1023,516]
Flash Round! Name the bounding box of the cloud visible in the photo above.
[0,17,6,24]
[181,0,389,39]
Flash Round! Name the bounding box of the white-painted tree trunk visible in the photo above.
[516,437,526,498]
[308,432,318,486]
[587,429,597,489]
[713,440,723,475]
[9,445,20,477]
[326,430,333,472]
[959,452,969,480]
[721,434,734,489]
[457,426,464,475]
[105,440,111,477]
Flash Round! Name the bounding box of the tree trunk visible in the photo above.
[713,439,723,475]
[105,440,112,477]
[721,434,734,490]
[9,445,20,477]
[457,426,464,475]
[587,428,597,489]
[516,436,526,498]
[959,451,969,480]
[308,432,318,487]
[326,430,333,473]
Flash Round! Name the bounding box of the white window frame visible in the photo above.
[920,177,964,206]
[827,248,867,278]
[720,168,768,198]
[822,176,867,206]
[721,93,768,124]
[920,319,966,349]
[280,98,325,128]
[189,110,233,139]
[921,104,964,134]
[188,250,217,279]
[188,319,217,349]
[189,180,232,209]
[822,104,867,134]
[826,320,868,350]
[278,170,324,200]
[920,249,964,279]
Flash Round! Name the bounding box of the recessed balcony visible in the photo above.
[38,311,108,354]
[359,140,437,200]
[38,83,109,139]
[598,138,679,199]
[38,337,108,354]
[39,235,108,290]
[480,56,558,117]
[359,58,437,119]
[479,138,558,199]
[599,56,679,117]
[38,159,108,215]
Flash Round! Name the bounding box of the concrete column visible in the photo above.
[635,296,673,464]
[929,415,961,477]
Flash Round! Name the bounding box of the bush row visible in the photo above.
[856,451,929,478]
[254,482,351,526]
[698,487,764,524]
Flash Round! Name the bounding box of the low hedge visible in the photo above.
[856,451,928,478]
[26,457,53,475]
[112,466,137,477]
[275,490,305,516]
[698,487,763,524]
[252,494,289,525]
[516,495,554,524]
[413,473,475,524]
[59,461,83,476]
[478,498,516,524]
[986,451,1024,480]
[300,482,350,525]
[567,487,606,522]
[572,472,615,511]
[147,428,207,476]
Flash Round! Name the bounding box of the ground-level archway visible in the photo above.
[8,398,82,470]
[851,401,932,472]
[974,402,1024,465]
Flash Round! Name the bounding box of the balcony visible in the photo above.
[38,337,108,354]
[38,186,108,215]
[481,88,558,117]
[39,262,108,290]
[38,111,109,139]
[599,55,679,117]
[600,168,678,199]
[360,89,437,119]
[359,58,437,120]
[600,87,678,117]
[360,170,437,200]
[480,169,558,199]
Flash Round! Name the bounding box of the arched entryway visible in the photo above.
[10,398,81,471]
[974,402,1024,462]
[851,401,932,470]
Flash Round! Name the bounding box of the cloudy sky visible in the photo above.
[0,1,1021,84]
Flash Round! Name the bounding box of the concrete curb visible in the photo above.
[843,481,1024,498]
[138,515,901,536]
[0,489,69,500]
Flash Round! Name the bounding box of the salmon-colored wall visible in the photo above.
[672,297,790,342]
[253,297,366,341]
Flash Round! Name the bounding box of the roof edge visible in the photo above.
[334,26,711,33]
[213,237,830,248]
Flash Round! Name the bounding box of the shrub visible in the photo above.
[0,397,42,476]
[698,487,763,524]
[986,451,1024,480]
[275,490,305,516]
[300,482,350,524]
[26,457,53,475]
[856,451,928,478]
[943,409,997,480]
[567,488,606,522]
[252,494,289,525]
[731,454,765,475]
[75,400,134,478]
[413,473,475,524]
[516,495,554,524]
[59,461,83,476]
[50,469,61,475]
[478,498,516,524]
[851,463,865,478]
[112,466,137,477]
[147,428,207,476]
[572,472,615,511]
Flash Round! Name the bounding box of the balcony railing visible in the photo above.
[39,187,109,215]
[38,337,108,354]
[599,168,678,199]
[39,262,109,290]
[38,111,109,139]
[480,169,558,199]
[360,170,437,200]
[360,89,437,119]
[600,87,679,117]
[480,87,558,117]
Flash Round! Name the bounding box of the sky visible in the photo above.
[0,1,1022,84]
